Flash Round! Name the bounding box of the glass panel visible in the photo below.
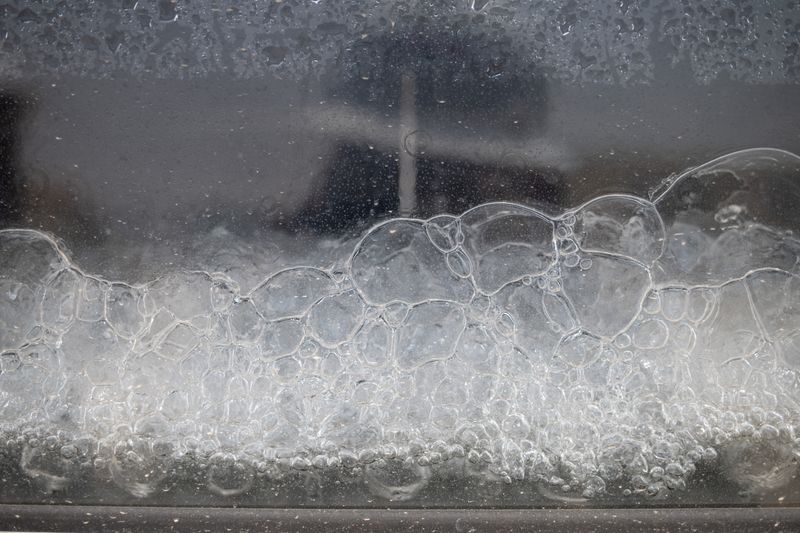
[1,0,799,508]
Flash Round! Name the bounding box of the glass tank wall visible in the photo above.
[0,0,799,511]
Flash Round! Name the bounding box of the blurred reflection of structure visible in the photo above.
[0,89,101,241]
[0,91,25,224]
[289,24,570,233]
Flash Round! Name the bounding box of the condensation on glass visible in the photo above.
[0,0,799,508]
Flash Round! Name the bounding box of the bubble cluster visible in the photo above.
[0,0,797,84]
[1,148,800,502]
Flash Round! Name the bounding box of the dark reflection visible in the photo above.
[0,91,26,224]
[288,144,399,233]
[414,157,563,216]
[335,24,547,136]
[290,23,564,233]
[0,88,104,242]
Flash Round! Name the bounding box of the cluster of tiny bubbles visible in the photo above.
[1,147,800,503]
[1,0,798,83]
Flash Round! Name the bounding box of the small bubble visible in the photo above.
[614,333,632,348]
[446,250,472,278]
[402,130,432,158]
[563,254,580,268]
[560,239,579,255]
[642,291,661,314]
[60,445,77,459]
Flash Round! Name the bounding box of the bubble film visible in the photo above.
[1,148,800,504]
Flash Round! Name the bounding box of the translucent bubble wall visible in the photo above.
[1,148,799,504]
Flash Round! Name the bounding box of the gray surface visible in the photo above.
[1,504,800,532]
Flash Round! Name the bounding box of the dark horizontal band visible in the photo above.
[1,504,798,532]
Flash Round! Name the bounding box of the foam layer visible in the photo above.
[1,148,800,502]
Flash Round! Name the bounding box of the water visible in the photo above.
[0,148,799,504]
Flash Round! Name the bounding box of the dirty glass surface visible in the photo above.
[0,0,800,509]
